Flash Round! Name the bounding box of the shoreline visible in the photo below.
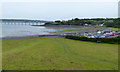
[33,25,98,28]
[2,25,107,39]
[1,34,62,39]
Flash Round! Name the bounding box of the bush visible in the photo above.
[65,35,120,44]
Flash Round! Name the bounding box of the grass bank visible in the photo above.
[2,37,118,70]
[54,28,85,33]
[108,27,119,31]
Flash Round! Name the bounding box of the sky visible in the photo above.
[0,0,119,2]
[1,1,119,21]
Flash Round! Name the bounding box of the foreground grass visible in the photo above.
[108,27,119,31]
[2,37,118,70]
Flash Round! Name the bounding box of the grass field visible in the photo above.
[54,28,85,33]
[2,37,118,70]
[108,27,119,31]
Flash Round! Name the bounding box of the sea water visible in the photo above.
[1,24,57,37]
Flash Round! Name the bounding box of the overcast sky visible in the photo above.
[1,2,118,21]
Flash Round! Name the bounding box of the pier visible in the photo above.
[0,19,50,25]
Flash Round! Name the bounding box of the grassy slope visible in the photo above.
[0,40,1,70]
[54,28,85,33]
[108,27,119,31]
[2,37,118,70]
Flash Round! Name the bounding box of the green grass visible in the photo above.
[0,40,2,70]
[2,37,118,70]
[53,28,85,33]
[108,27,119,31]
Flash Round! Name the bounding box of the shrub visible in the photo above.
[65,35,120,44]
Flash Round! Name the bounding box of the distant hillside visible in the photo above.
[45,18,120,28]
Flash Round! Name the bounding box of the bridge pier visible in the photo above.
[1,19,47,26]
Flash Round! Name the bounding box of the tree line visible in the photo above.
[45,18,120,28]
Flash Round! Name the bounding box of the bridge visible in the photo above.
[0,19,51,25]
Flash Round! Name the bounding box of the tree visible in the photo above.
[74,18,80,21]
[55,20,61,23]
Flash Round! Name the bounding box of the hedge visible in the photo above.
[65,35,120,44]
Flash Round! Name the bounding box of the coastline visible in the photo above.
[1,34,62,39]
[33,25,96,28]
[2,25,107,39]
